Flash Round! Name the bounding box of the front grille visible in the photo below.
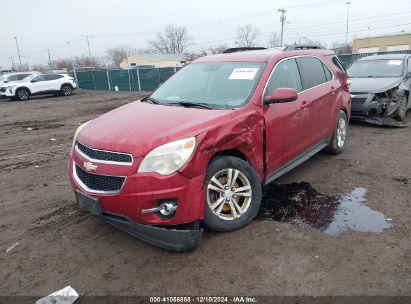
[76,142,132,164]
[75,164,125,193]
[352,97,368,105]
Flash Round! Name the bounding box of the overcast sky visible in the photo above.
[1,0,410,69]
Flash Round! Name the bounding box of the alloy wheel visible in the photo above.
[336,117,347,148]
[207,168,252,220]
[62,86,72,96]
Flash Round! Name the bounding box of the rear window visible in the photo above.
[323,64,333,82]
[326,55,346,73]
[296,57,327,90]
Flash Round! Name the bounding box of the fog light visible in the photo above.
[159,202,177,216]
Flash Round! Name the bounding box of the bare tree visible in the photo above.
[53,58,73,70]
[236,24,260,47]
[31,64,48,72]
[106,46,135,67]
[207,44,228,54]
[52,56,108,71]
[268,32,281,48]
[148,25,193,54]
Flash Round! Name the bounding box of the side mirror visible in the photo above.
[31,79,37,83]
[3,79,9,83]
[264,88,298,105]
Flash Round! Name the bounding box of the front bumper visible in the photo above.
[103,211,203,251]
[350,93,406,127]
[69,147,206,250]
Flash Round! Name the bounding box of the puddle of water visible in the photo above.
[257,182,392,235]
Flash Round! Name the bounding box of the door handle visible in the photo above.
[301,100,310,108]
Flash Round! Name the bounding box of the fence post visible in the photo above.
[92,70,96,90]
[174,67,177,73]
[106,70,111,91]
[157,68,161,86]
[128,69,132,91]
[136,69,141,91]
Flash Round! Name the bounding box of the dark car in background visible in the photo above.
[347,54,411,125]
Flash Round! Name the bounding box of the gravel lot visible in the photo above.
[0,90,410,299]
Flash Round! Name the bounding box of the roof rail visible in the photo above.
[222,47,267,54]
[284,44,325,51]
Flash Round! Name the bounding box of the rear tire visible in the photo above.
[325,110,348,155]
[61,84,73,96]
[202,156,262,232]
[15,88,30,101]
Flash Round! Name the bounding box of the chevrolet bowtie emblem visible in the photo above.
[83,161,98,172]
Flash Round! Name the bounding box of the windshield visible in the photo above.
[347,59,404,78]
[150,62,265,109]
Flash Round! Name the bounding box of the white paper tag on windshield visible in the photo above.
[387,60,402,65]
[229,68,258,80]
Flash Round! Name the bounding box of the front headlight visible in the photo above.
[72,121,89,148]
[138,137,196,175]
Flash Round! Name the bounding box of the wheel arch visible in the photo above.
[15,86,31,94]
[60,83,73,90]
[207,149,251,167]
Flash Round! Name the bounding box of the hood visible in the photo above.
[0,79,30,87]
[77,101,236,157]
[349,77,403,94]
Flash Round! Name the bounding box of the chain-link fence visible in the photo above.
[76,50,411,92]
[338,50,411,68]
[76,67,179,92]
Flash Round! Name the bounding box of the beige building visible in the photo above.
[352,32,411,54]
[119,54,184,69]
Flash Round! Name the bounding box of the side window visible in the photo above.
[17,74,31,80]
[46,74,63,81]
[408,59,411,74]
[323,64,333,82]
[7,75,18,81]
[296,57,327,90]
[32,75,47,82]
[332,57,346,73]
[265,58,302,97]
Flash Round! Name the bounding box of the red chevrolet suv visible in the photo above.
[69,49,351,251]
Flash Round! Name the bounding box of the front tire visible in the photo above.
[325,110,348,155]
[394,94,408,122]
[202,156,262,232]
[15,88,30,101]
[61,84,73,96]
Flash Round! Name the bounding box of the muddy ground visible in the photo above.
[0,90,410,299]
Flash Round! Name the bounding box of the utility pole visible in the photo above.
[278,9,287,47]
[47,49,52,69]
[14,36,22,71]
[345,2,351,51]
[67,41,78,86]
[9,57,15,70]
[84,35,92,58]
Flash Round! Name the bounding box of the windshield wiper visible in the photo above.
[141,97,160,104]
[167,101,213,109]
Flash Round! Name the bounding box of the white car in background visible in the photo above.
[0,74,77,101]
[0,72,40,87]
